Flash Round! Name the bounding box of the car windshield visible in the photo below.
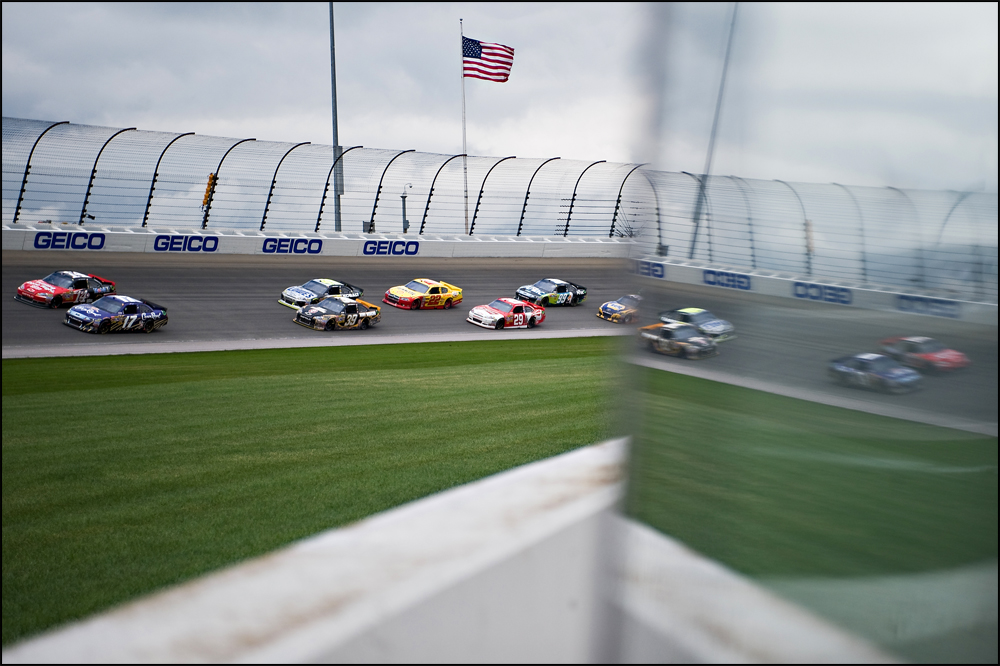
[404,280,430,294]
[917,340,945,353]
[533,279,560,292]
[618,296,640,308]
[91,297,124,314]
[302,280,331,296]
[41,272,74,289]
[673,325,701,341]
[688,311,715,325]
[869,356,900,372]
[316,299,345,313]
[488,299,513,313]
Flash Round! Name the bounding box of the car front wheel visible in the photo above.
[495,320,505,330]
[410,299,421,310]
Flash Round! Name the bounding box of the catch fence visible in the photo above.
[3,116,996,301]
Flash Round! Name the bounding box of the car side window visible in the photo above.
[73,279,88,289]
[329,286,340,295]
[88,278,102,289]
[140,304,152,314]
[556,285,567,293]
[345,304,358,315]
[123,304,138,315]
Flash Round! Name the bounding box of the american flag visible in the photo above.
[463,36,514,83]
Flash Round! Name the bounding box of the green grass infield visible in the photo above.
[626,367,998,579]
[2,337,619,646]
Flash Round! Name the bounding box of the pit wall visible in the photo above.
[634,256,998,326]
[0,226,636,259]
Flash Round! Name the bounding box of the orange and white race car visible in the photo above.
[467,298,546,330]
[383,278,462,310]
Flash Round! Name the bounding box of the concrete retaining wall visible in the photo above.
[633,257,998,326]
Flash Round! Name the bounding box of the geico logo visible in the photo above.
[793,281,852,304]
[153,235,219,252]
[897,295,960,319]
[703,269,751,290]
[261,238,323,254]
[634,260,665,278]
[33,231,106,250]
[363,240,420,256]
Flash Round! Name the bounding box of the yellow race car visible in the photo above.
[597,294,642,323]
[382,278,462,310]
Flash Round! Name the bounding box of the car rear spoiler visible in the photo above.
[569,281,587,290]
[87,274,116,287]
[356,298,380,310]
[440,281,462,293]
[142,299,167,312]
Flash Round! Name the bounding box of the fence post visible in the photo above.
[419,154,465,235]
[517,158,560,236]
[609,164,646,237]
[774,179,810,277]
[470,156,516,235]
[260,143,310,231]
[142,133,194,227]
[316,146,361,233]
[368,150,414,233]
[79,128,136,225]
[12,121,68,225]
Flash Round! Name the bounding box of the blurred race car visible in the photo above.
[658,307,735,341]
[828,352,922,393]
[64,295,167,334]
[279,278,363,309]
[467,298,546,330]
[597,294,642,324]
[515,278,586,307]
[15,270,115,308]
[638,322,717,359]
[293,296,381,331]
[383,279,462,310]
[879,336,969,372]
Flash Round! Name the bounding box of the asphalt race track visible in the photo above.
[3,250,997,430]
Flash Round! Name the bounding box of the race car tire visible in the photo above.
[444,299,453,310]
[98,320,111,334]
[623,314,633,324]
[325,321,337,331]
[50,296,62,309]
[527,317,536,329]
[360,320,369,330]
[410,299,421,310]
[495,320,505,330]
[142,319,155,334]
[685,347,697,359]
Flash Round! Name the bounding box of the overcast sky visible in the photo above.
[2,2,997,192]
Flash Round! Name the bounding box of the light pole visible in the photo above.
[401,182,412,233]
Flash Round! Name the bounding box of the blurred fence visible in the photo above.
[3,117,996,301]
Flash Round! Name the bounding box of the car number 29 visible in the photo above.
[512,313,524,326]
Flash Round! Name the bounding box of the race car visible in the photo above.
[515,278,586,307]
[597,294,642,324]
[64,295,167,334]
[15,270,116,308]
[383,279,462,310]
[279,278,363,309]
[293,296,381,331]
[879,336,969,373]
[828,353,922,393]
[638,322,717,359]
[467,298,546,330]
[658,307,735,341]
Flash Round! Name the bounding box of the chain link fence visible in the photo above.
[4,117,996,302]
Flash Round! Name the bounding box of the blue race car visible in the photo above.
[828,352,922,394]
[64,295,168,334]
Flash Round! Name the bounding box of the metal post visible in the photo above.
[142,133,194,227]
[260,142,310,231]
[470,156,515,235]
[368,150,414,233]
[888,186,925,288]
[728,176,757,269]
[610,164,647,237]
[79,128,136,225]
[12,120,68,225]
[420,154,466,234]
[460,19,469,234]
[642,170,665,256]
[833,182,868,283]
[329,2,342,232]
[564,161,605,236]
[518,157,560,236]
[203,138,256,229]
[316,145,361,232]
[775,179,810,276]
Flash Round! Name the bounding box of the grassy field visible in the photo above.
[2,337,619,646]
[626,367,998,578]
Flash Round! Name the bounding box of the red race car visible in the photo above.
[467,297,545,330]
[15,270,116,308]
[879,336,969,372]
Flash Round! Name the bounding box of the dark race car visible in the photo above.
[879,336,969,373]
[15,270,116,308]
[279,278,363,309]
[515,278,586,307]
[638,322,717,359]
[64,295,168,334]
[293,297,381,331]
[828,353,922,393]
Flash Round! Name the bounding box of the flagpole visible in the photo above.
[460,19,469,234]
